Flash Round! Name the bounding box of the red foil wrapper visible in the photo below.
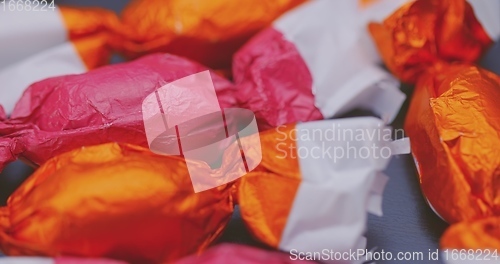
[58,6,120,70]
[0,117,401,262]
[0,54,237,172]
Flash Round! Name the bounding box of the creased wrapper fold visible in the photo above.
[369,0,500,224]
[0,6,120,115]
[233,0,408,130]
[0,117,409,263]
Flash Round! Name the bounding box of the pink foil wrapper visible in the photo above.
[0,54,237,171]
[174,244,314,264]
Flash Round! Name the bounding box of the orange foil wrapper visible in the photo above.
[0,143,234,263]
[112,0,307,70]
[369,0,500,223]
[0,117,403,262]
[441,216,500,250]
[58,6,120,70]
[174,243,313,264]
[369,0,493,84]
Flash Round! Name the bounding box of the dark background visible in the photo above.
[1,1,499,263]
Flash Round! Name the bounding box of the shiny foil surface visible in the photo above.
[0,143,234,263]
[236,124,302,248]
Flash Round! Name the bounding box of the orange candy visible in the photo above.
[369,0,492,83]
[112,0,307,70]
[369,0,500,252]
[369,0,499,224]
[405,65,500,223]
[0,143,233,263]
[0,126,297,262]
[59,6,120,69]
[236,124,301,248]
[0,119,390,262]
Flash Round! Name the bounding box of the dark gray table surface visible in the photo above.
[1,1,499,263]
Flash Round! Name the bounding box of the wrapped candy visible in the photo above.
[112,0,307,70]
[369,0,500,223]
[0,117,409,263]
[406,65,500,222]
[233,0,409,130]
[0,53,237,172]
[0,6,120,115]
[174,243,313,264]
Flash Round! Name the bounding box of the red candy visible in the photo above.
[0,54,237,171]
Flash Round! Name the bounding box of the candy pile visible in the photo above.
[0,0,498,263]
